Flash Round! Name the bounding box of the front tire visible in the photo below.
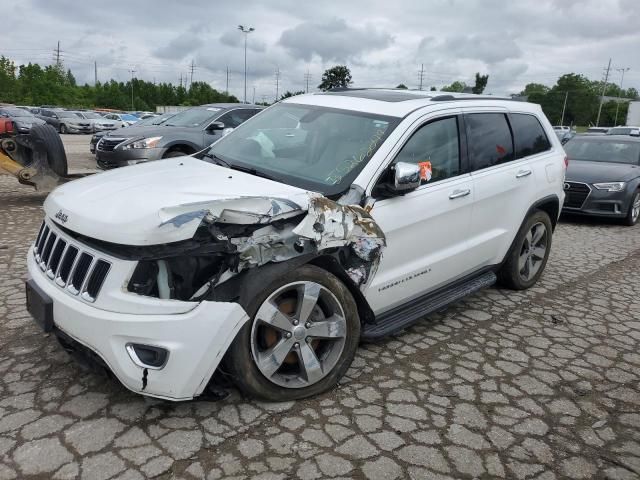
[59,124,67,134]
[227,265,360,401]
[623,191,640,226]
[498,210,553,290]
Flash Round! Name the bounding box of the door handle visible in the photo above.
[516,169,532,178]
[449,189,471,200]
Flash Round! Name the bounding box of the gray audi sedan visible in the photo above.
[562,135,640,225]
[95,104,262,169]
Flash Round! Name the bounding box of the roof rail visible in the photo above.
[430,94,520,102]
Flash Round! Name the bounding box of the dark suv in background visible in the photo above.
[95,104,262,169]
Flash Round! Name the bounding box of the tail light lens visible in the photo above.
[564,155,569,168]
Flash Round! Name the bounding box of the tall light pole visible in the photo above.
[238,25,255,104]
[129,68,136,111]
[614,67,630,126]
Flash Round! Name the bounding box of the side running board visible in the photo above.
[362,271,497,341]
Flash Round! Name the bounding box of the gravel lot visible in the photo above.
[1,138,639,479]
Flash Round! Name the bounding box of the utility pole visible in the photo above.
[261,94,267,105]
[614,67,630,126]
[560,91,568,126]
[189,59,196,88]
[275,67,280,102]
[252,86,256,104]
[179,73,183,89]
[238,25,255,104]
[94,61,97,85]
[596,58,612,127]
[129,68,136,111]
[225,66,229,95]
[304,70,311,93]
[55,41,61,66]
[418,63,425,91]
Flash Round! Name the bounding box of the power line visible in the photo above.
[418,63,425,91]
[129,68,136,110]
[614,67,630,126]
[189,59,196,87]
[54,41,61,67]
[304,70,312,93]
[596,58,612,127]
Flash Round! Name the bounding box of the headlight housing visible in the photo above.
[122,136,162,149]
[593,182,626,192]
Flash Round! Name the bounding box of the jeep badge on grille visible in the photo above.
[55,210,68,224]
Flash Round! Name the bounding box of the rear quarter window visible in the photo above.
[510,113,551,158]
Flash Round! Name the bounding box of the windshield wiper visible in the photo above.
[202,152,232,168]
[203,153,276,181]
[229,164,277,181]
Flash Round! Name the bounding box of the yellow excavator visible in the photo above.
[0,119,86,191]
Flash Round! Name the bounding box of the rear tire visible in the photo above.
[498,210,553,290]
[29,124,68,177]
[623,191,640,226]
[226,265,360,401]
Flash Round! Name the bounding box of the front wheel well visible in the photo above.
[163,144,196,156]
[309,255,376,325]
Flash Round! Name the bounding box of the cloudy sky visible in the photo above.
[4,0,640,101]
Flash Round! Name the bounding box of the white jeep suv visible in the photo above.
[26,89,566,401]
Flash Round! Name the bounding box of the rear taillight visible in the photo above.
[564,155,569,168]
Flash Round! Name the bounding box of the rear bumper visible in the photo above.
[27,249,249,401]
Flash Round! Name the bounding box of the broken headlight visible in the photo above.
[127,254,228,301]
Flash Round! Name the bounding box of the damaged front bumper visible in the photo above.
[27,250,249,401]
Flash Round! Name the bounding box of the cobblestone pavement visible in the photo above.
[1,175,640,480]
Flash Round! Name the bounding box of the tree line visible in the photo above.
[520,74,637,127]
[0,56,238,111]
[1,56,637,126]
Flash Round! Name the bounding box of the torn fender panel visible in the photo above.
[223,195,386,290]
[158,194,309,230]
[292,196,386,257]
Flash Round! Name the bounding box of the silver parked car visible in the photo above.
[72,111,118,132]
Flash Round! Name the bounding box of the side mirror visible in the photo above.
[207,121,225,131]
[52,114,58,119]
[390,162,421,194]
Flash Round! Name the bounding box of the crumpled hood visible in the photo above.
[566,160,640,183]
[44,157,311,245]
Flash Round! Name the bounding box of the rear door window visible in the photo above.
[510,113,551,158]
[465,113,514,171]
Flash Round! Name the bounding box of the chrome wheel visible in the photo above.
[631,193,640,223]
[518,222,548,282]
[250,281,347,389]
